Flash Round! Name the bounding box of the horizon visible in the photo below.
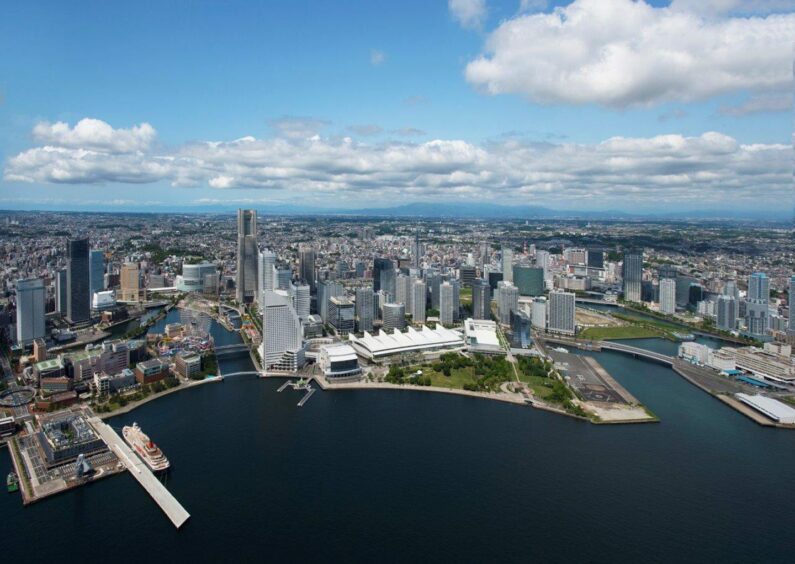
[1,0,793,215]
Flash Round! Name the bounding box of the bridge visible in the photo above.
[214,344,250,357]
[576,297,619,306]
[219,371,263,378]
[539,336,674,366]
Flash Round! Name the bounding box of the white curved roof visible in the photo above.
[349,325,463,358]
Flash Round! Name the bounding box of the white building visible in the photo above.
[16,278,46,346]
[289,283,311,321]
[439,281,455,325]
[502,247,514,284]
[547,291,575,335]
[258,290,305,373]
[659,277,676,315]
[531,297,547,331]
[735,394,795,425]
[349,325,464,362]
[496,281,519,326]
[411,280,426,324]
[382,303,406,332]
[258,249,277,293]
[463,318,502,354]
[176,262,218,293]
[92,290,116,309]
[318,344,362,380]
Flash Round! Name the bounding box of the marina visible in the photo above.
[277,378,316,407]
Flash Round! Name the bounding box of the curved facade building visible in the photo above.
[176,263,218,292]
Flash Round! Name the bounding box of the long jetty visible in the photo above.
[89,418,190,529]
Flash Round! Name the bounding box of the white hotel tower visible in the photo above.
[258,290,305,373]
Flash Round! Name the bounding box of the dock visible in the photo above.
[277,378,316,406]
[89,418,190,529]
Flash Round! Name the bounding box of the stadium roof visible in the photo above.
[349,325,463,360]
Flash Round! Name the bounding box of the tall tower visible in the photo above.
[66,238,90,323]
[622,249,642,303]
[412,228,421,269]
[502,246,514,284]
[16,278,46,346]
[236,209,258,304]
[789,275,795,334]
[89,249,105,298]
[298,244,316,292]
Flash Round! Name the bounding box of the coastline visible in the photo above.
[97,377,221,420]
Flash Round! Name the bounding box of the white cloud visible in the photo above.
[720,92,792,115]
[347,124,383,136]
[449,0,487,30]
[465,0,795,107]
[4,118,790,210]
[267,116,330,139]
[670,0,795,16]
[370,49,385,66]
[32,118,156,153]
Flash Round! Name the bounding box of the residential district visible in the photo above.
[1,210,795,521]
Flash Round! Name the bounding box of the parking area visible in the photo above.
[548,350,627,404]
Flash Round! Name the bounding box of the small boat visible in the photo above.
[7,472,19,493]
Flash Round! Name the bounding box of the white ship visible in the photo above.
[122,423,171,473]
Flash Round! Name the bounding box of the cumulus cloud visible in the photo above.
[465,0,795,107]
[4,118,790,209]
[449,0,487,29]
[32,118,156,153]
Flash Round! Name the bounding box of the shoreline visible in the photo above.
[97,377,220,420]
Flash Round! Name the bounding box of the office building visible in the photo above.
[373,258,393,294]
[513,266,544,297]
[176,262,218,293]
[411,280,427,324]
[298,244,316,292]
[789,276,795,333]
[395,274,413,310]
[259,290,305,372]
[439,281,455,325]
[328,296,355,336]
[496,281,519,326]
[587,249,604,269]
[717,294,737,331]
[119,262,141,302]
[459,265,477,288]
[55,269,67,314]
[532,297,547,330]
[382,303,406,332]
[89,249,104,298]
[659,277,676,315]
[472,279,492,320]
[622,249,642,303]
[748,272,770,302]
[289,283,311,321]
[502,247,513,284]
[275,267,291,291]
[66,238,90,323]
[548,290,576,335]
[16,278,46,346]
[746,272,770,337]
[236,209,258,303]
[317,280,343,322]
[258,249,277,294]
[411,229,422,269]
[355,287,375,333]
[488,271,503,291]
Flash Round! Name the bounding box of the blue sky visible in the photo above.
[0,0,792,214]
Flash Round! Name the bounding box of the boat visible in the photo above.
[7,472,19,493]
[122,423,171,473]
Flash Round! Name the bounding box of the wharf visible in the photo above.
[89,418,190,529]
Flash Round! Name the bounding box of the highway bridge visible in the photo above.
[539,336,674,366]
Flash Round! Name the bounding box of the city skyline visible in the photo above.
[0,0,792,215]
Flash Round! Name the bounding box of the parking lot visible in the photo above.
[548,350,627,404]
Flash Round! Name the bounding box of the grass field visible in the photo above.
[517,374,555,399]
[423,366,478,389]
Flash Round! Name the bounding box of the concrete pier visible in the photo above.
[89,418,190,529]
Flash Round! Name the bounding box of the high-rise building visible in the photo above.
[659,277,676,315]
[586,249,604,269]
[746,272,770,337]
[459,265,477,288]
[382,303,406,332]
[373,258,393,294]
[450,278,461,322]
[513,266,544,297]
[747,272,770,302]
[298,244,316,292]
[439,281,455,325]
[66,238,90,323]
[622,249,642,303]
[496,281,519,326]
[472,279,492,320]
[259,290,304,372]
[236,209,258,303]
[119,262,141,302]
[426,271,442,310]
[258,249,277,294]
[789,276,795,334]
[89,249,105,298]
[547,290,575,335]
[536,250,550,281]
[395,274,413,310]
[328,296,355,335]
[717,295,737,331]
[55,269,67,314]
[317,280,343,322]
[289,283,311,321]
[531,297,547,331]
[275,267,292,291]
[16,278,45,346]
[502,247,514,284]
[412,228,422,269]
[355,287,375,333]
[723,279,741,319]
[411,280,427,323]
[176,262,218,293]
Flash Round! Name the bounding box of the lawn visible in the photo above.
[423,366,478,389]
[518,374,556,399]
[579,325,663,340]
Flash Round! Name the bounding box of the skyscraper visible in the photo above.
[328,296,355,335]
[459,265,477,288]
[439,281,455,325]
[747,272,769,302]
[355,287,375,333]
[472,279,492,320]
[717,294,737,331]
[586,249,604,269]
[382,303,406,332]
[89,249,105,298]
[16,278,45,346]
[622,249,642,303]
[547,290,576,335]
[66,237,90,323]
[55,269,67,314]
[412,228,421,269]
[411,280,427,323]
[258,249,277,294]
[745,272,769,337]
[789,276,795,334]
[259,290,304,372]
[513,266,544,296]
[531,297,547,331]
[236,209,258,304]
[373,258,393,293]
[496,281,519,326]
[502,246,514,284]
[298,244,316,292]
[120,262,141,302]
[289,283,311,321]
[317,280,343,322]
[659,277,676,315]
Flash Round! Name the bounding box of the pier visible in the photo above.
[89,418,190,529]
[277,378,316,406]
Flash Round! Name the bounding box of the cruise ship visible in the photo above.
[122,423,171,473]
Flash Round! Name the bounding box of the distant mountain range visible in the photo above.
[1,200,791,222]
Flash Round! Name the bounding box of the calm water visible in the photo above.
[3,316,795,563]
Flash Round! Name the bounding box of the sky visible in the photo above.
[0,0,792,215]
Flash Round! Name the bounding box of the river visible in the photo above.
[2,313,794,563]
